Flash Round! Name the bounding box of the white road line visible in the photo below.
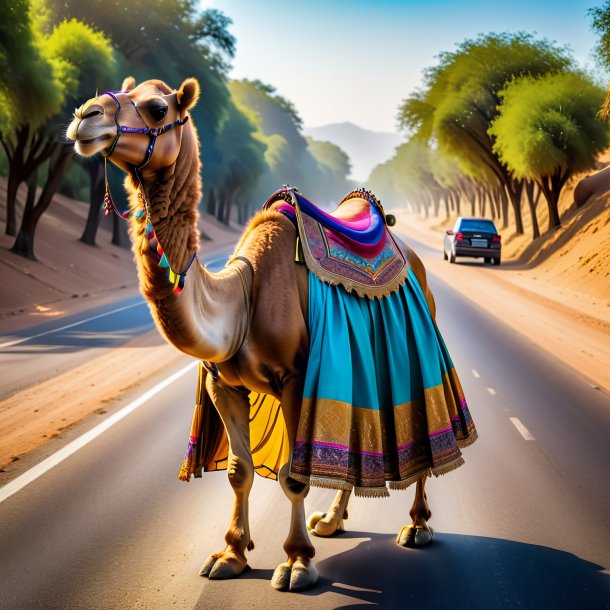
[0,301,146,349]
[0,251,232,351]
[510,417,536,441]
[0,361,198,505]
[472,369,480,378]
[487,387,497,396]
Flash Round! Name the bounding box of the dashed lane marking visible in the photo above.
[0,361,198,504]
[510,417,536,441]
[472,369,480,378]
[487,387,497,396]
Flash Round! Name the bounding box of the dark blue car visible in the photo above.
[444,217,502,265]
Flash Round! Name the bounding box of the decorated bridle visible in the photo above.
[99,90,195,294]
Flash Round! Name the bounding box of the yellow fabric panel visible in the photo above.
[202,391,289,481]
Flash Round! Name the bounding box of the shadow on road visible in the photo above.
[293,531,609,609]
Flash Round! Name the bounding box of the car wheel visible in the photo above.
[484,257,491,264]
[449,251,456,264]
[494,257,501,266]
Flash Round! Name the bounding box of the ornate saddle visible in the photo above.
[263,187,408,298]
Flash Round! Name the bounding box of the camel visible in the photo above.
[67,77,475,591]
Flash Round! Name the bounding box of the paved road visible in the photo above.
[1,237,609,609]
[0,251,230,400]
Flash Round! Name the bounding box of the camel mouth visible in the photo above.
[78,134,113,146]
[74,134,114,157]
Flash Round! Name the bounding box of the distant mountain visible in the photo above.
[304,122,403,184]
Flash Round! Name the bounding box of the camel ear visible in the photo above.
[121,76,136,92]
[177,78,200,110]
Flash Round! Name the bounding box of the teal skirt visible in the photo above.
[289,269,477,497]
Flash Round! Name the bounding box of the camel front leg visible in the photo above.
[307,488,351,537]
[199,379,254,579]
[396,476,434,548]
[271,383,317,592]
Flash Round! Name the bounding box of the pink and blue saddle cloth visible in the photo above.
[263,187,478,497]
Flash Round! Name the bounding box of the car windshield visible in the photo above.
[459,219,497,234]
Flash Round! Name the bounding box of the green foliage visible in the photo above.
[229,79,352,206]
[490,72,609,179]
[588,1,610,70]
[398,32,573,181]
[0,0,63,131]
[39,18,115,102]
[306,137,353,201]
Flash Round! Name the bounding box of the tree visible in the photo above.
[229,79,350,211]
[399,32,572,234]
[490,72,608,230]
[8,16,115,259]
[0,0,64,235]
[588,1,610,71]
[305,137,353,205]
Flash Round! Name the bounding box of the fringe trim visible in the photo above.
[388,456,466,491]
[354,486,390,498]
[456,428,478,449]
[289,471,354,491]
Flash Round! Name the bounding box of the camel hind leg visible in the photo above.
[307,489,351,537]
[199,378,254,579]
[396,476,434,548]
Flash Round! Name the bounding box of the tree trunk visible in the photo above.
[524,180,540,240]
[504,177,524,234]
[80,159,105,246]
[454,191,461,215]
[537,172,567,232]
[11,145,72,259]
[4,127,28,236]
[206,189,216,216]
[497,186,509,229]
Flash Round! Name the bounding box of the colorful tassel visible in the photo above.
[178,362,206,482]
[178,437,198,482]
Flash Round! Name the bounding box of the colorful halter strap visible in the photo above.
[101,90,189,169]
[99,89,195,295]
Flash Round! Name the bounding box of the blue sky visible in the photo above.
[204,0,603,133]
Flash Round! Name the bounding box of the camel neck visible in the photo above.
[139,136,201,274]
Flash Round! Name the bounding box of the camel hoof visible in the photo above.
[200,552,247,579]
[396,524,434,548]
[309,508,345,537]
[271,562,291,591]
[306,511,325,530]
[199,554,218,577]
[208,556,247,580]
[289,560,318,592]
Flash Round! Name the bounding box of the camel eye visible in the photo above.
[83,109,102,119]
[149,104,168,121]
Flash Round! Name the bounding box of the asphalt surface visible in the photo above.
[0,252,229,401]
[1,237,609,610]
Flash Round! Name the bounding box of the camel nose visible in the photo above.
[66,119,79,141]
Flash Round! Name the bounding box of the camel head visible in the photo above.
[67,76,200,175]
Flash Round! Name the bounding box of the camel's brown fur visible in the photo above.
[67,77,435,591]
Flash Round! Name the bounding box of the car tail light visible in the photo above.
[493,235,501,242]
[456,232,466,240]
